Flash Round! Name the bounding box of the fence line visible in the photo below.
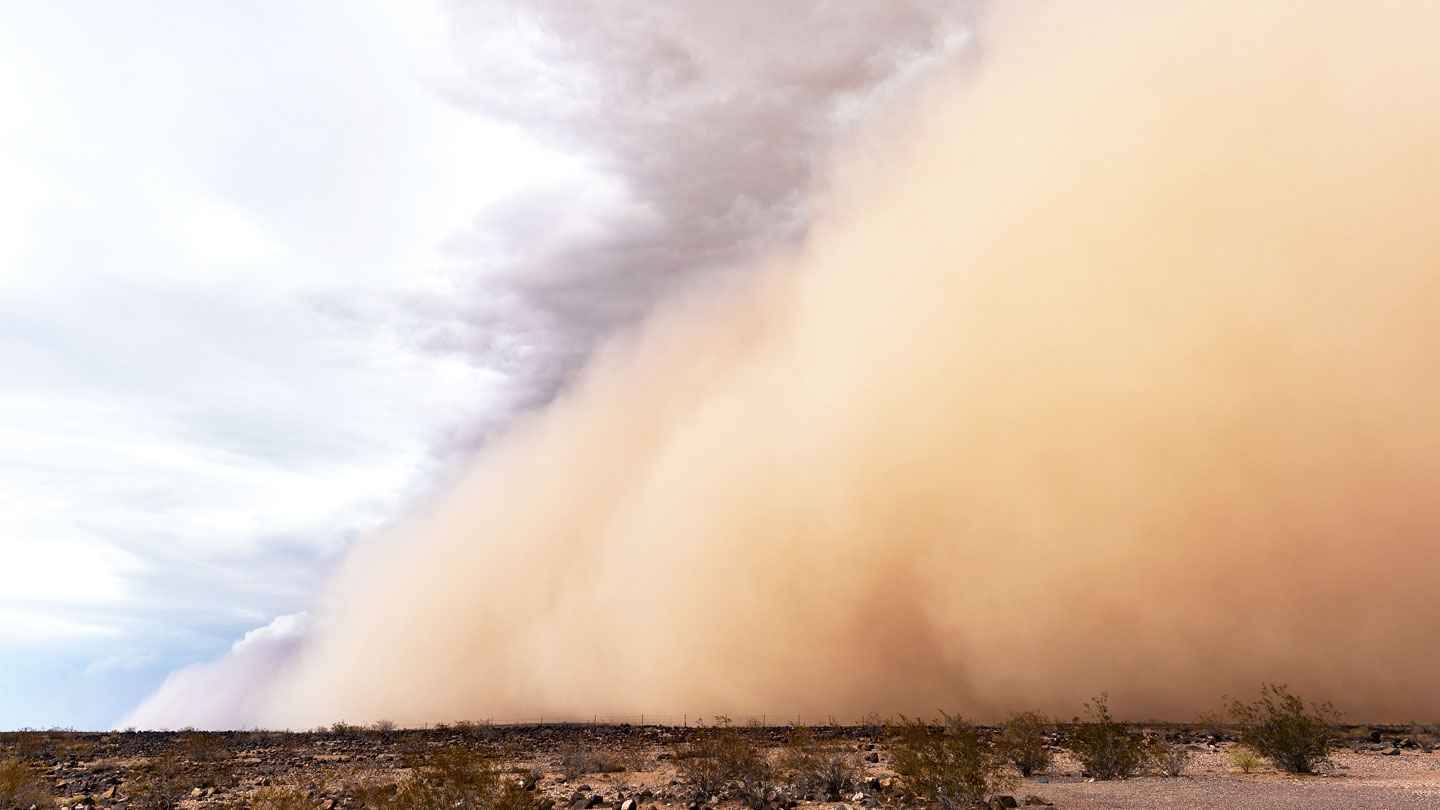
[407,713,900,729]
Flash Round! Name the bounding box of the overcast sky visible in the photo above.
[0,0,972,729]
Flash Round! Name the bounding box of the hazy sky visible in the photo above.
[0,0,971,729]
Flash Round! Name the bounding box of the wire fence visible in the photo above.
[410,713,897,729]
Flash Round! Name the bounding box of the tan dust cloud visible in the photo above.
[147,0,1440,726]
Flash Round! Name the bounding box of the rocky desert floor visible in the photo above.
[4,724,1440,810]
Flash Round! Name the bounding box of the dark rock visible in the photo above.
[990,797,1018,809]
[864,753,880,763]
[1023,797,1053,807]
[1035,777,1049,784]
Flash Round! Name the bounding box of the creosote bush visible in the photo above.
[1228,683,1341,774]
[557,743,626,780]
[887,713,1015,810]
[1064,694,1146,780]
[0,757,51,810]
[996,711,1052,778]
[1150,736,1191,778]
[673,727,776,808]
[386,745,512,810]
[781,727,861,799]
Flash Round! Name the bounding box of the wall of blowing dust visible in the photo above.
[138,0,1440,727]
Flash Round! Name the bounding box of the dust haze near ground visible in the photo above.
[128,0,1440,729]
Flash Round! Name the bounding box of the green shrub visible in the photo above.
[997,711,1053,778]
[1227,744,1261,773]
[1228,684,1341,774]
[888,713,1015,810]
[1064,694,1146,780]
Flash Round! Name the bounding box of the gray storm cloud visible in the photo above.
[128,0,1440,728]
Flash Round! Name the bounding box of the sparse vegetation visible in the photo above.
[887,713,1015,810]
[386,745,505,810]
[558,742,626,780]
[126,754,190,810]
[1150,736,1191,777]
[1064,694,1147,780]
[673,726,775,807]
[1228,684,1342,774]
[0,757,51,810]
[238,783,314,810]
[781,726,861,799]
[996,711,1052,778]
[1227,744,1261,773]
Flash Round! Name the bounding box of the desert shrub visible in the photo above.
[51,734,98,763]
[1228,684,1341,774]
[452,720,493,742]
[616,741,652,773]
[490,781,536,810]
[1227,744,1261,773]
[0,757,51,810]
[177,731,232,762]
[557,743,625,780]
[1150,737,1191,777]
[371,720,396,733]
[781,727,861,799]
[126,756,189,810]
[997,711,1052,778]
[887,713,1015,810]
[238,784,313,810]
[387,745,505,810]
[673,727,775,807]
[329,721,363,735]
[1064,695,1146,780]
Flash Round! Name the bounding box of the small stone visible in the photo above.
[622,800,638,810]
[991,797,1018,809]
[1023,797,1052,807]
[1035,777,1049,784]
[190,789,203,798]
[1384,748,1402,756]
[864,753,880,763]
[851,793,865,802]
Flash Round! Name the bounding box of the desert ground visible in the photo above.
[4,723,1440,810]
